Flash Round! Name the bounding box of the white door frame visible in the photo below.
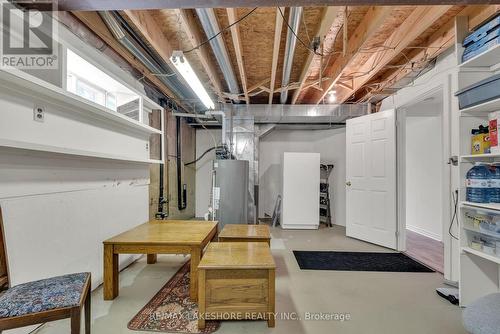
[396,106,407,252]
[395,85,451,254]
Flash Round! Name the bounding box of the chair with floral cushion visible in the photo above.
[0,207,91,333]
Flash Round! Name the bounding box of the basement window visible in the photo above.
[66,49,141,120]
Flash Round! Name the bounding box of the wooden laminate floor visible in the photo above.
[405,229,444,273]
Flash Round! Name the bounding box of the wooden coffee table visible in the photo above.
[198,242,276,329]
[103,220,217,301]
[218,224,271,245]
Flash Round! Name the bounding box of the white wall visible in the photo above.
[405,108,443,241]
[0,150,148,284]
[259,128,347,226]
[195,129,222,218]
[0,18,152,334]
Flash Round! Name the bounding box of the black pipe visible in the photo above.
[176,117,187,211]
[155,103,168,219]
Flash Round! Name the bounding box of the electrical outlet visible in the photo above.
[33,106,45,122]
[146,143,149,151]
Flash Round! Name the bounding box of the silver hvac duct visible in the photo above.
[280,7,302,104]
[222,104,369,124]
[195,8,240,97]
[99,11,191,101]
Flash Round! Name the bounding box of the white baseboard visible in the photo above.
[281,224,319,230]
[407,224,442,241]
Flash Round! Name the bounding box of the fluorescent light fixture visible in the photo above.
[327,90,336,103]
[170,51,215,110]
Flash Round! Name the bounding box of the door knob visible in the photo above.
[346,181,352,186]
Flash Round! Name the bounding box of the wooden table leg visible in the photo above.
[84,284,91,334]
[147,254,157,264]
[268,268,275,328]
[198,269,206,329]
[190,247,201,301]
[70,307,81,334]
[103,244,118,300]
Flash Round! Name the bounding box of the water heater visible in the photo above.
[214,159,249,229]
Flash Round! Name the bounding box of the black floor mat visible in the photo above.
[293,250,434,272]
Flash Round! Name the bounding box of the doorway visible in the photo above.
[398,89,446,273]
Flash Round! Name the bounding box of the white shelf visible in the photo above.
[463,225,500,240]
[0,69,162,136]
[459,97,500,115]
[462,246,500,265]
[459,44,500,69]
[461,153,500,161]
[461,201,500,212]
[0,138,161,164]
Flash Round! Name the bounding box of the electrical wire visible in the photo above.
[449,189,459,241]
[183,8,258,54]
[175,5,448,102]
[278,7,328,57]
[184,146,224,166]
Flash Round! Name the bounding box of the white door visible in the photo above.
[346,109,397,249]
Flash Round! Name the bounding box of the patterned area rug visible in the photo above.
[128,261,220,333]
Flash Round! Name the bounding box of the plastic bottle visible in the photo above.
[489,163,500,203]
[466,163,492,203]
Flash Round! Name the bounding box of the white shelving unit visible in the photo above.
[0,68,165,164]
[461,153,500,161]
[456,16,500,306]
[462,201,500,212]
[0,139,159,164]
[462,247,500,265]
[459,43,500,69]
[0,69,162,136]
[460,97,500,115]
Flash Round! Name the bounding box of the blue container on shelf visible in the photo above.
[455,73,500,109]
[466,163,491,203]
[463,14,500,48]
[489,164,500,203]
[463,27,500,61]
[462,14,500,63]
[463,36,500,63]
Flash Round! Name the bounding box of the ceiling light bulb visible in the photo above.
[170,51,214,110]
[328,91,336,103]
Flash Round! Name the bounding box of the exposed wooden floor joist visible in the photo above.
[336,5,452,103]
[269,7,284,105]
[227,8,250,104]
[72,4,499,108]
[58,1,495,11]
[291,6,343,105]
[358,5,500,102]
[309,6,392,104]
[176,9,225,100]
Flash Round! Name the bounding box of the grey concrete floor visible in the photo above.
[32,225,466,334]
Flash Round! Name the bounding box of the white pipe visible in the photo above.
[205,110,226,146]
[172,112,211,119]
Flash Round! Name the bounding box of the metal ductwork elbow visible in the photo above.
[280,7,302,104]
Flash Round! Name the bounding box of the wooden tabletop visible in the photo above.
[218,224,270,239]
[198,242,275,269]
[103,220,218,246]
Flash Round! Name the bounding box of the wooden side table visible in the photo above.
[218,224,271,246]
[197,242,276,329]
[103,220,217,301]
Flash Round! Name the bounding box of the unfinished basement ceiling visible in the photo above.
[72,4,499,109]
